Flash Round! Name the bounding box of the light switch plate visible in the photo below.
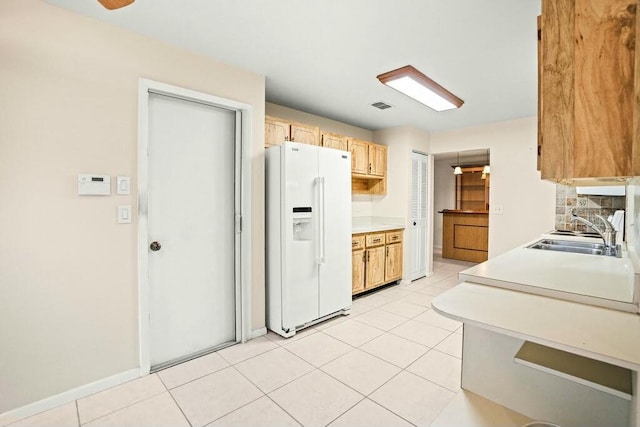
[117,205,132,224]
[117,176,131,195]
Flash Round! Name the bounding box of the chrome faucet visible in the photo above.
[570,209,618,255]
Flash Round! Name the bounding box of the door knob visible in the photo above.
[150,241,162,251]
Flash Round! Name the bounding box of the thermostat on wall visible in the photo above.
[78,174,111,196]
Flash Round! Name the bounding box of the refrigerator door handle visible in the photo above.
[315,176,326,264]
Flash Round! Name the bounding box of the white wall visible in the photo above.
[433,158,456,250]
[0,0,265,415]
[431,117,556,257]
[372,127,431,279]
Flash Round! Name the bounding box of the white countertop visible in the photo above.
[351,216,405,234]
[432,282,640,371]
[459,235,638,312]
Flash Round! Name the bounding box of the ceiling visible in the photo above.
[44,0,541,133]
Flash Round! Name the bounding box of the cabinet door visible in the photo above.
[322,132,348,151]
[265,117,290,147]
[348,139,369,175]
[290,123,320,146]
[369,144,386,177]
[352,250,365,294]
[540,0,640,181]
[385,243,403,282]
[365,246,385,289]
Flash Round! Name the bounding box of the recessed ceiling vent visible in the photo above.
[371,101,392,110]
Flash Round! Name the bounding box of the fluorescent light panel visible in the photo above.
[377,65,463,112]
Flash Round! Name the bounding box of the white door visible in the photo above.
[147,92,237,370]
[410,151,429,280]
[318,147,352,317]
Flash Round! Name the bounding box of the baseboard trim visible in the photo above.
[249,327,267,340]
[400,279,411,286]
[0,368,140,425]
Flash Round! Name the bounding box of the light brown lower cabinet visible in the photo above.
[384,243,403,282]
[365,246,385,288]
[351,249,365,294]
[352,229,404,296]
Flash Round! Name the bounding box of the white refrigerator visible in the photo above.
[266,142,352,338]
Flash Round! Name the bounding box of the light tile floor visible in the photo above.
[3,257,531,427]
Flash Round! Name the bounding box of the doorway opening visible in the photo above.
[433,149,491,264]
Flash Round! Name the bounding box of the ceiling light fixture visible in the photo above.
[97,0,135,10]
[453,152,463,175]
[482,149,490,176]
[377,65,464,112]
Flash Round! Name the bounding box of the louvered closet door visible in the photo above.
[409,151,428,280]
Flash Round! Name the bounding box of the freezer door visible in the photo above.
[317,147,352,317]
[281,142,320,329]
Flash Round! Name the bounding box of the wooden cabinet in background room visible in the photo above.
[455,166,490,211]
[442,211,488,263]
[264,116,320,148]
[537,0,640,183]
[321,131,348,151]
[351,229,404,296]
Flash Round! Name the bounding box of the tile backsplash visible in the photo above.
[555,185,625,231]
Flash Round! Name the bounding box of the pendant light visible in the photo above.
[482,149,490,174]
[453,152,462,175]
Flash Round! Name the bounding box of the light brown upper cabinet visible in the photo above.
[538,0,640,183]
[265,117,290,148]
[368,144,386,177]
[290,123,320,146]
[348,139,387,195]
[348,139,370,174]
[265,116,320,148]
[321,131,348,151]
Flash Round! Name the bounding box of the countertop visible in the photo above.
[458,234,638,312]
[432,282,640,371]
[438,209,489,214]
[351,216,405,234]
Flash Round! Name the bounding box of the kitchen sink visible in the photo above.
[527,239,618,256]
[548,230,602,238]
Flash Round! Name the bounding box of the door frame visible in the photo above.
[136,78,253,375]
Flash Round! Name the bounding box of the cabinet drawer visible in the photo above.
[385,230,403,243]
[352,235,365,250]
[365,233,385,247]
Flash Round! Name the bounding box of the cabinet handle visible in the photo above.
[369,163,372,173]
[386,246,389,257]
[537,145,542,156]
[367,250,369,262]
